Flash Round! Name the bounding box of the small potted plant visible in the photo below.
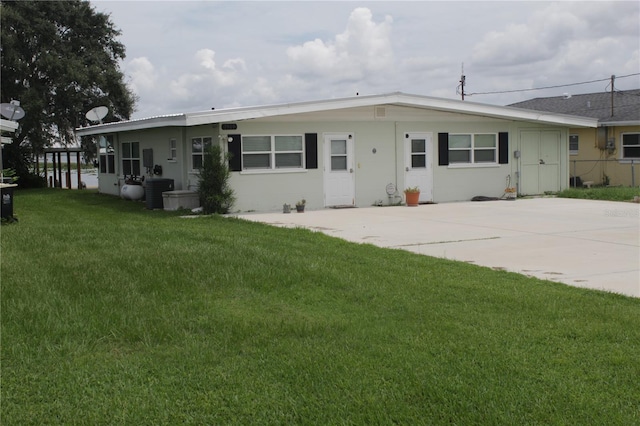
[504,187,517,200]
[296,199,306,212]
[404,186,420,207]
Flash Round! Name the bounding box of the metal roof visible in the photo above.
[76,92,598,136]
[509,89,640,125]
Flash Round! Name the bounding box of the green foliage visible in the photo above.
[1,168,18,183]
[2,190,639,424]
[558,186,640,202]
[1,144,46,188]
[0,0,136,181]
[197,144,235,214]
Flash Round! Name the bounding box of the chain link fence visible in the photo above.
[570,159,638,187]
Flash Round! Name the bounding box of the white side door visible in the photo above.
[324,134,355,207]
[520,130,561,195]
[404,132,433,202]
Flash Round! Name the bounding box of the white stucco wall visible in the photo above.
[98,105,573,212]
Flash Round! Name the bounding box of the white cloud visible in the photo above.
[286,7,394,82]
[125,57,157,94]
[465,1,639,103]
[164,49,248,110]
[96,1,639,118]
[472,2,639,69]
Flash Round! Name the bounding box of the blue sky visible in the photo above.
[91,1,640,119]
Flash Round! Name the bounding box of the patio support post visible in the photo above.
[57,152,62,187]
[44,153,48,186]
[77,152,82,189]
[52,153,57,187]
[66,151,71,189]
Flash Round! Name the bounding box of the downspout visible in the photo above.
[393,121,401,204]
[182,127,190,190]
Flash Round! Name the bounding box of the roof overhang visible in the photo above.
[75,92,599,136]
[599,120,640,127]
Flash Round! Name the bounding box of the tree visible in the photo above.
[0,0,136,184]
[198,144,235,214]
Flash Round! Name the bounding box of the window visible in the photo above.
[98,135,115,174]
[121,141,140,176]
[169,138,177,161]
[621,133,640,159]
[191,137,212,169]
[242,135,304,170]
[569,135,579,155]
[330,139,347,171]
[411,138,427,168]
[448,133,497,164]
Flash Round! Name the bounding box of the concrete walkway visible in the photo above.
[234,198,640,298]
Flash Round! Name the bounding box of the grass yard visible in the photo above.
[557,186,640,202]
[2,189,639,425]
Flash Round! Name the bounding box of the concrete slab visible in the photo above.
[233,198,640,298]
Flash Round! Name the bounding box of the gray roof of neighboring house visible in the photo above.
[509,89,640,125]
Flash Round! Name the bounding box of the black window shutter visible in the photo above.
[498,132,509,164]
[305,133,318,169]
[438,133,449,166]
[228,134,241,171]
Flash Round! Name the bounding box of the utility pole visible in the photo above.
[610,74,615,117]
[459,63,466,101]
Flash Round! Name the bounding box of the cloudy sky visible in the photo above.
[91,1,640,120]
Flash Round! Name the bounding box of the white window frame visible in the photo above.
[169,138,177,162]
[121,141,140,177]
[98,135,115,174]
[620,132,640,161]
[569,134,579,156]
[241,134,305,172]
[191,136,212,170]
[448,133,498,166]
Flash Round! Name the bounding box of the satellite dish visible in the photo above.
[0,103,26,121]
[85,106,109,123]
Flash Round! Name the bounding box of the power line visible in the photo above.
[466,73,640,97]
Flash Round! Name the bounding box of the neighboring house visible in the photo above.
[510,89,640,187]
[1,118,19,174]
[1,118,19,141]
[76,92,597,212]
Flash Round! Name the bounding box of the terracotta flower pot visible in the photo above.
[405,191,420,206]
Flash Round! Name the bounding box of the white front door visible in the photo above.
[324,134,355,207]
[404,132,433,202]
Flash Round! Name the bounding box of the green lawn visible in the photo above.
[557,186,640,202]
[2,189,639,425]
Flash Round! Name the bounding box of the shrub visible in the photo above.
[197,143,235,214]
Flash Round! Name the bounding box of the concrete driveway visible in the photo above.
[234,198,640,298]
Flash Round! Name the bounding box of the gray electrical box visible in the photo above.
[143,149,153,169]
